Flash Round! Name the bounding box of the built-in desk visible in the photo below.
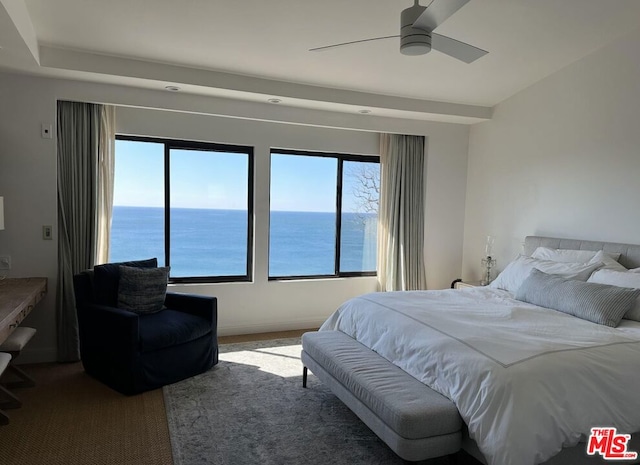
[0,278,47,345]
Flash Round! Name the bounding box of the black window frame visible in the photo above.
[115,134,254,284]
[268,148,379,281]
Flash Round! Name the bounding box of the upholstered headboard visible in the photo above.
[524,236,640,270]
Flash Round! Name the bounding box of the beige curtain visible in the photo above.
[56,101,115,362]
[57,101,101,361]
[95,105,116,265]
[377,133,426,292]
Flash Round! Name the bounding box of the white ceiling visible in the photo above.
[2,0,640,123]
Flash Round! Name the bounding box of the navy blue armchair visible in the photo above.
[73,260,218,395]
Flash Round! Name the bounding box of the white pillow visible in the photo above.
[589,250,627,272]
[531,247,626,272]
[490,255,603,294]
[588,269,640,321]
[532,247,600,263]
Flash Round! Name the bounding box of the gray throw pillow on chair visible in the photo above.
[117,265,170,314]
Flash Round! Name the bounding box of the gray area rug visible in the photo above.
[164,338,472,465]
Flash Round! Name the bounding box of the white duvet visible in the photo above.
[319,287,640,465]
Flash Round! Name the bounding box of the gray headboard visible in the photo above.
[524,236,640,270]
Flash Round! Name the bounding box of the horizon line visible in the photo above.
[113,205,375,214]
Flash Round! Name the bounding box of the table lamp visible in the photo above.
[481,235,496,286]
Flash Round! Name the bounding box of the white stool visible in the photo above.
[0,353,21,425]
[0,327,37,388]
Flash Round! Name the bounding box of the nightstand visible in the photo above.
[451,279,484,289]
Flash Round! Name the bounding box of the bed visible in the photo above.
[312,236,640,465]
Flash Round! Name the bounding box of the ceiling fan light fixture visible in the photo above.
[400,38,431,56]
[400,2,431,56]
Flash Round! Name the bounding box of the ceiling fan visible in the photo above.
[310,0,487,64]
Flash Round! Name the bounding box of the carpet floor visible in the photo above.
[0,362,173,465]
[164,338,476,465]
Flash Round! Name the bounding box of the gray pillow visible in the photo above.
[93,258,158,306]
[515,269,640,327]
[117,265,170,314]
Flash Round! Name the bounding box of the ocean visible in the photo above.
[110,206,377,278]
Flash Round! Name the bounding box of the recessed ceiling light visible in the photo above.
[358,109,372,114]
[267,98,282,104]
[165,85,180,92]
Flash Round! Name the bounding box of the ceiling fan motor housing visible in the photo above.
[400,3,431,56]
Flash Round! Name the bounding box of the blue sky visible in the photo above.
[270,154,336,212]
[114,140,378,213]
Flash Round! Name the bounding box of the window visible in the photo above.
[340,160,379,273]
[269,150,379,279]
[111,136,253,283]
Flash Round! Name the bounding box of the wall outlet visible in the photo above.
[0,255,11,270]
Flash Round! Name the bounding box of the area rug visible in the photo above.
[163,338,457,465]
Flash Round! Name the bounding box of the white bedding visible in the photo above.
[319,287,640,465]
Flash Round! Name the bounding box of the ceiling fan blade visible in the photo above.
[309,35,399,52]
[412,0,470,31]
[431,33,488,63]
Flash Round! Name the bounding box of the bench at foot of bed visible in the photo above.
[301,330,462,462]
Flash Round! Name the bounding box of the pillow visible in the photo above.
[532,247,625,271]
[489,255,602,294]
[531,247,601,263]
[117,266,170,314]
[589,250,627,272]
[93,258,158,306]
[588,269,640,321]
[516,269,640,327]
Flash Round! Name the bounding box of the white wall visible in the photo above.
[0,73,57,363]
[462,28,640,280]
[0,71,470,362]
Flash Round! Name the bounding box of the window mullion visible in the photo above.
[246,150,255,281]
[164,144,171,271]
[335,157,343,276]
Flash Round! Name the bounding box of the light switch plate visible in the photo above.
[41,123,53,139]
[43,225,53,240]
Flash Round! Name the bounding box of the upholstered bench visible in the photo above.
[301,330,462,462]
